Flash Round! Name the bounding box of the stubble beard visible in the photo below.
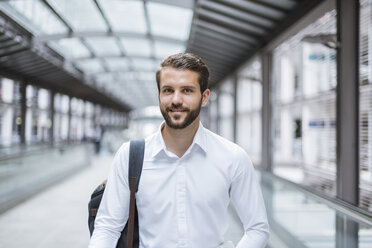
[160,98,202,129]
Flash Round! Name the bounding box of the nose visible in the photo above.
[171,91,183,105]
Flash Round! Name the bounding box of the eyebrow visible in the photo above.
[161,85,197,89]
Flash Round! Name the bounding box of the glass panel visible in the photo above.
[105,58,129,71]
[85,37,121,56]
[48,38,90,59]
[75,59,104,74]
[359,0,372,214]
[48,0,107,31]
[272,10,337,195]
[237,58,262,165]
[218,79,234,141]
[98,0,147,33]
[259,171,372,248]
[136,72,155,81]
[0,0,68,35]
[95,73,114,83]
[121,38,152,56]
[153,41,185,58]
[147,2,192,40]
[131,58,156,71]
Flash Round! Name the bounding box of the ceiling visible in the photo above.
[0,0,323,112]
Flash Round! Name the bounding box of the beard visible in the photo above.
[160,98,202,129]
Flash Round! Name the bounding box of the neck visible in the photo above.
[161,117,200,158]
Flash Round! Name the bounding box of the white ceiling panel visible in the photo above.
[48,0,107,31]
[121,38,152,57]
[99,0,147,34]
[147,2,193,40]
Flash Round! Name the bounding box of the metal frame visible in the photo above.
[336,0,360,206]
[233,74,238,142]
[261,52,272,172]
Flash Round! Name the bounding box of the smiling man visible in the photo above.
[89,53,269,248]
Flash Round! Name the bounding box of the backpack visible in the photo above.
[88,140,145,248]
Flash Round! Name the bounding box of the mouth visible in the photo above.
[167,108,188,113]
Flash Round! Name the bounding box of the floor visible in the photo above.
[0,152,244,248]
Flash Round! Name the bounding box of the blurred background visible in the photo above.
[0,0,372,247]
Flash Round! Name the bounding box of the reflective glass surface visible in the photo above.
[258,171,372,248]
[48,38,90,59]
[131,58,156,71]
[104,58,129,71]
[147,2,193,40]
[121,38,152,56]
[154,41,185,58]
[48,0,107,31]
[0,0,68,35]
[85,37,121,56]
[99,0,147,33]
[75,59,104,74]
[0,144,92,213]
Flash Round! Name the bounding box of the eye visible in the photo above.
[162,88,173,93]
[183,88,193,93]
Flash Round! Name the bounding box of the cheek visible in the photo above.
[159,95,171,105]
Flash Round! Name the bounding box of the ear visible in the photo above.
[201,89,210,107]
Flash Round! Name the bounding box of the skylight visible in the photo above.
[147,2,193,40]
[0,0,68,35]
[99,0,147,34]
[121,38,152,57]
[48,0,107,31]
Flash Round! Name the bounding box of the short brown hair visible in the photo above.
[156,53,209,93]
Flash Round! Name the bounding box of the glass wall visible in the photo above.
[0,78,18,146]
[272,10,337,196]
[236,58,262,165]
[218,78,234,141]
[359,0,372,213]
[206,90,218,133]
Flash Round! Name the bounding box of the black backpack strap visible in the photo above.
[126,139,145,248]
[128,139,145,192]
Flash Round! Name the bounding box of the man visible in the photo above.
[89,53,269,248]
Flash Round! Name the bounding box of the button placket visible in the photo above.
[176,160,188,247]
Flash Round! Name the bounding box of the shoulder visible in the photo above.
[204,128,248,158]
[113,141,130,165]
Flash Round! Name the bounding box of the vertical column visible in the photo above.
[82,101,86,139]
[49,90,55,146]
[336,0,359,205]
[261,53,273,172]
[216,86,220,135]
[233,74,238,143]
[20,81,26,145]
[336,214,359,248]
[67,96,72,143]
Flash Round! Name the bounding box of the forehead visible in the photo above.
[159,67,199,88]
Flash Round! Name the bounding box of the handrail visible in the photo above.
[0,142,91,162]
[257,168,372,227]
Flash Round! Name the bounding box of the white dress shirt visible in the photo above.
[89,123,269,248]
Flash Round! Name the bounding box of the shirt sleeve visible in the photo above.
[89,143,130,248]
[230,147,270,248]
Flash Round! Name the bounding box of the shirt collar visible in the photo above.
[150,121,207,158]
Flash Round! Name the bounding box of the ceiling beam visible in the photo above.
[194,19,258,44]
[70,54,162,61]
[198,9,266,36]
[191,34,251,52]
[199,0,274,29]
[249,0,294,13]
[40,0,73,33]
[213,0,285,21]
[33,31,186,45]
[92,0,124,72]
[188,41,242,60]
[143,0,156,60]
